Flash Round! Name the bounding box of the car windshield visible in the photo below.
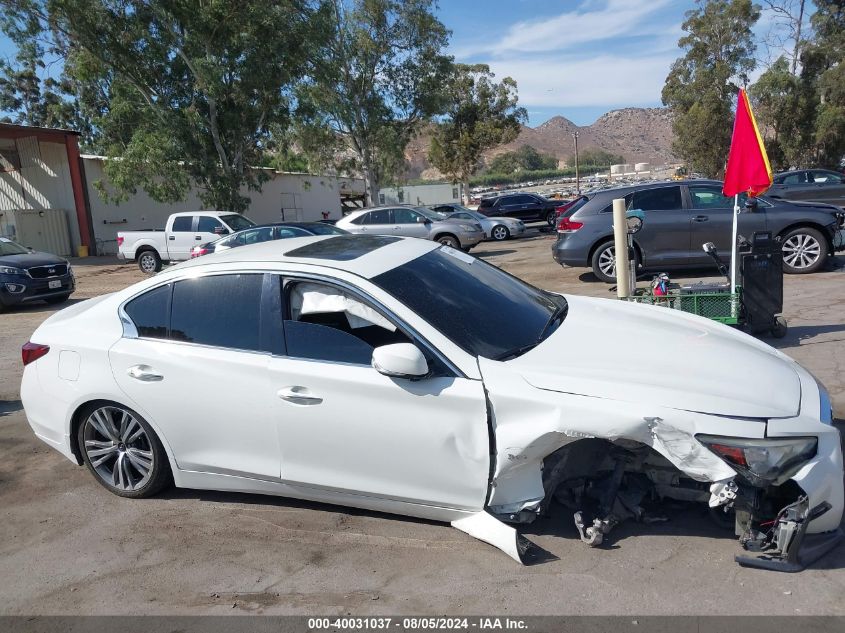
[0,239,29,256]
[449,208,485,221]
[303,223,347,235]
[221,214,255,231]
[414,207,446,221]
[372,248,567,360]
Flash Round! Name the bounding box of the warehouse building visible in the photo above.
[0,122,364,256]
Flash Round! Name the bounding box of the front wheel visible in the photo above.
[436,234,460,249]
[780,227,828,274]
[137,250,162,274]
[491,225,510,241]
[78,403,171,498]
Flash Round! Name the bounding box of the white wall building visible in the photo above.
[0,122,364,256]
[378,183,463,207]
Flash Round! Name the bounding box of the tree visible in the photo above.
[2,0,327,212]
[427,64,525,201]
[760,0,808,74]
[662,0,761,178]
[487,145,555,174]
[297,0,453,205]
[807,0,845,168]
[569,148,625,167]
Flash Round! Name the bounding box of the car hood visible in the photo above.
[486,216,522,225]
[504,295,801,419]
[0,252,68,268]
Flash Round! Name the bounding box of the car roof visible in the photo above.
[170,234,439,280]
[587,178,723,198]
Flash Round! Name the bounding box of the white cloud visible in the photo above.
[454,0,676,58]
[489,53,675,110]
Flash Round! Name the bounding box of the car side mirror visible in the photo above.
[372,343,429,379]
[744,198,758,211]
[702,242,716,255]
[214,227,229,235]
[26,246,34,252]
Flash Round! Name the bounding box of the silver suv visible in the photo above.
[336,205,485,251]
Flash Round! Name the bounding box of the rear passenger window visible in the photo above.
[171,216,193,232]
[125,284,170,339]
[366,209,392,224]
[632,187,682,211]
[170,274,263,351]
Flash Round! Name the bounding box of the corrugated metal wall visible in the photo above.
[7,208,72,256]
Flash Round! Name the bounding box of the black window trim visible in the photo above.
[118,269,463,377]
[275,272,461,377]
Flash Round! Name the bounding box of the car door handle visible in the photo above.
[127,364,164,382]
[195,235,203,240]
[168,236,175,240]
[277,386,323,405]
[693,215,709,222]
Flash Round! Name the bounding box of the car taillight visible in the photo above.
[117,236,124,247]
[556,218,583,233]
[191,247,208,258]
[22,342,50,366]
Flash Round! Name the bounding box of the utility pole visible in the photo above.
[572,131,580,195]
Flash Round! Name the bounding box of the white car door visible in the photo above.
[267,276,490,511]
[109,273,280,480]
[167,215,198,261]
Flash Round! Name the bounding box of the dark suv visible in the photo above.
[0,237,75,311]
[551,180,845,282]
[477,192,562,226]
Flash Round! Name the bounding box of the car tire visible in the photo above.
[137,250,162,275]
[545,210,556,227]
[491,225,510,241]
[780,227,828,274]
[46,294,71,305]
[436,234,460,249]
[77,402,171,499]
[590,241,618,283]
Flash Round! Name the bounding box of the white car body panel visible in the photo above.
[19,235,844,566]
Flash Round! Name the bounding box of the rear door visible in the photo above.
[629,185,692,266]
[494,196,526,219]
[686,184,768,264]
[166,215,197,261]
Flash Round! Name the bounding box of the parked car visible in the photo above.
[429,204,526,241]
[768,169,845,209]
[335,205,484,250]
[477,192,562,226]
[551,180,845,282]
[190,222,348,258]
[21,234,843,570]
[117,211,256,274]
[0,237,75,312]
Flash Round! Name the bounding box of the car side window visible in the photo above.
[239,227,274,244]
[171,216,193,232]
[811,171,842,184]
[781,172,806,184]
[170,274,263,351]
[349,213,368,225]
[452,212,471,220]
[631,186,682,211]
[197,216,225,233]
[393,208,422,224]
[282,280,412,365]
[689,186,733,209]
[366,209,392,224]
[124,284,171,339]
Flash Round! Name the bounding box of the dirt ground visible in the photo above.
[1,230,844,615]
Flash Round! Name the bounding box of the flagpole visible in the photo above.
[730,193,739,317]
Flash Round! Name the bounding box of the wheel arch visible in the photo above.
[433,232,460,244]
[776,221,834,250]
[587,236,644,267]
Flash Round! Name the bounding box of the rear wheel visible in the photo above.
[590,241,641,284]
[78,403,170,498]
[491,225,510,241]
[137,250,162,274]
[545,210,556,226]
[781,227,828,274]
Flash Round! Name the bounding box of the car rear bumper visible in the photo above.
[0,274,75,306]
[551,235,585,266]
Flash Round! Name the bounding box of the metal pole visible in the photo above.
[613,198,630,298]
[573,131,580,195]
[730,194,739,291]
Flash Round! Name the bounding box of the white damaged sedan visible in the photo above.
[21,235,844,571]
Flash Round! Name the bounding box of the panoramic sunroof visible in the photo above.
[284,235,401,261]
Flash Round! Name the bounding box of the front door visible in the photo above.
[268,277,490,510]
[686,184,768,265]
[167,215,198,261]
[109,273,280,480]
[391,207,431,238]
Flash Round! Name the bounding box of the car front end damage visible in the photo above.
[453,296,844,572]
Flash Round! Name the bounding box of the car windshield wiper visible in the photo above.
[493,342,541,361]
[538,299,568,342]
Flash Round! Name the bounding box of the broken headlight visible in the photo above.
[696,435,817,487]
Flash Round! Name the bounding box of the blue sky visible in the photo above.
[439,0,800,126]
[2,0,804,127]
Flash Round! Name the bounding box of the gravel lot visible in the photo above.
[1,230,844,615]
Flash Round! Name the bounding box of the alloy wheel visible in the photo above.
[598,246,616,278]
[492,226,509,241]
[782,234,821,270]
[83,406,154,491]
[139,253,157,274]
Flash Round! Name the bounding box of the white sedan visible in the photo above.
[21,235,843,571]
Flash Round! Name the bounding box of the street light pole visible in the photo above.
[572,131,580,195]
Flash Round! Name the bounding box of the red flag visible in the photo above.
[722,88,773,197]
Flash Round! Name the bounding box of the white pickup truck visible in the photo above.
[117,211,256,273]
